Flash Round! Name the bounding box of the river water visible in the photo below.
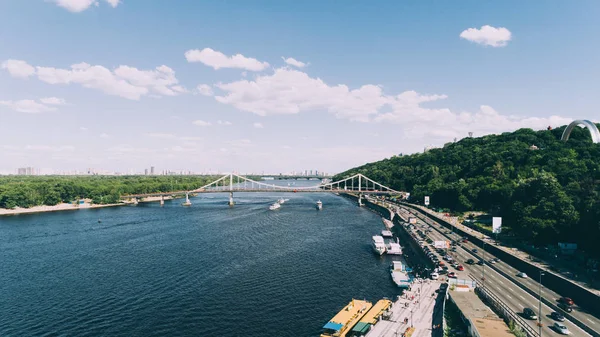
[0,180,403,336]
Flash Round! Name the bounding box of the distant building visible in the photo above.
[150,166,155,175]
[144,168,148,175]
[18,167,34,175]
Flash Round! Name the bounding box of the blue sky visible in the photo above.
[1,0,599,174]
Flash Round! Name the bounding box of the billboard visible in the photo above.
[424,196,430,206]
[492,217,502,234]
[434,240,449,249]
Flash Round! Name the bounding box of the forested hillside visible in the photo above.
[0,175,223,209]
[335,125,600,257]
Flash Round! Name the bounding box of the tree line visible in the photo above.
[0,175,230,208]
[335,125,600,258]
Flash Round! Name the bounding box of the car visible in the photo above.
[457,265,464,271]
[448,272,457,278]
[489,259,496,264]
[462,238,468,243]
[558,302,573,312]
[477,260,484,266]
[472,248,478,253]
[439,283,448,291]
[466,259,475,265]
[446,256,453,262]
[430,272,439,280]
[493,258,500,262]
[523,308,537,320]
[551,312,565,322]
[517,272,528,278]
[438,269,448,275]
[559,297,574,306]
[553,322,570,335]
[439,261,445,266]
[451,262,459,268]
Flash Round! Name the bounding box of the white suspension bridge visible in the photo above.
[123,173,406,206]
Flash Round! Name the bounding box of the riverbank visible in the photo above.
[0,202,125,216]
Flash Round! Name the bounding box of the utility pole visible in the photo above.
[539,271,544,337]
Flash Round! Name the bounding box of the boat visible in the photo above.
[382,218,394,229]
[351,299,393,336]
[381,230,393,238]
[386,238,402,255]
[278,198,286,204]
[321,299,373,337]
[390,260,413,288]
[316,200,323,210]
[372,236,386,255]
[269,203,281,210]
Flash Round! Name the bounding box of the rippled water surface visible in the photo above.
[0,182,402,336]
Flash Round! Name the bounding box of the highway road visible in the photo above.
[397,205,600,336]
[393,206,593,337]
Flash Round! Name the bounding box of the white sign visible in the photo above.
[434,240,449,249]
[424,196,430,206]
[492,217,502,234]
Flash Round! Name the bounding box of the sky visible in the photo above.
[1,1,600,175]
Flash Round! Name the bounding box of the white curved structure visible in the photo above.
[561,119,600,143]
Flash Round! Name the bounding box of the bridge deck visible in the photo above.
[123,190,398,198]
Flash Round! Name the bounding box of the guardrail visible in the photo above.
[469,274,540,337]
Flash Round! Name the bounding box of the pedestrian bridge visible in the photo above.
[123,173,406,206]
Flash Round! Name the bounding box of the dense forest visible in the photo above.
[335,125,600,258]
[0,175,227,208]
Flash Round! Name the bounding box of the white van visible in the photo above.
[430,272,439,280]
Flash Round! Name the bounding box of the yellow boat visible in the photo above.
[321,299,372,337]
[350,299,393,335]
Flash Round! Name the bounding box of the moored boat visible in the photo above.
[390,260,412,288]
[316,200,323,210]
[386,239,402,255]
[372,236,386,255]
[381,230,393,238]
[269,203,281,210]
[350,299,392,336]
[320,299,372,337]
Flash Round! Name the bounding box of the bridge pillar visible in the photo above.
[133,197,138,205]
[358,193,363,207]
[228,192,234,206]
[160,195,164,206]
[182,192,192,206]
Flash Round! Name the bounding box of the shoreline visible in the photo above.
[0,196,174,216]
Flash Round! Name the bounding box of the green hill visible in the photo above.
[335,125,600,258]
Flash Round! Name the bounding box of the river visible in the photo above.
[0,180,403,336]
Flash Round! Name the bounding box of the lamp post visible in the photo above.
[539,271,544,337]
[411,309,414,328]
[482,241,486,290]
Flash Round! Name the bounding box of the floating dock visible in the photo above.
[351,299,393,335]
[321,299,373,337]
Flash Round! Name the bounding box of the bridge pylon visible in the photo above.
[229,192,234,206]
[183,192,191,206]
[358,193,363,206]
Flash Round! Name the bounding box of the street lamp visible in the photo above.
[411,309,414,328]
[539,271,544,337]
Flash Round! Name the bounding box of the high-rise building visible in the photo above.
[150,166,155,175]
[144,168,148,175]
[17,167,35,175]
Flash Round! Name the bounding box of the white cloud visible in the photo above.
[1,59,35,78]
[253,122,263,128]
[2,59,186,100]
[214,67,392,121]
[197,84,214,96]
[0,99,57,113]
[460,25,512,47]
[100,133,110,138]
[24,145,75,152]
[185,48,270,71]
[192,120,211,127]
[51,0,120,12]
[40,97,67,105]
[282,57,307,68]
[217,120,232,126]
[80,127,88,131]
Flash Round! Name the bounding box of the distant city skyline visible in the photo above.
[2,1,598,173]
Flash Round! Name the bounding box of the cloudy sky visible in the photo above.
[1,1,598,174]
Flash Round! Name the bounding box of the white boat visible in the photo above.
[278,198,286,204]
[386,239,403,255]
[316,200,323,210]
[382,218,394,229]
[390,260,412,288]
[381,230,393,238]
[269,203,281,210]
[372,236,386,255]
